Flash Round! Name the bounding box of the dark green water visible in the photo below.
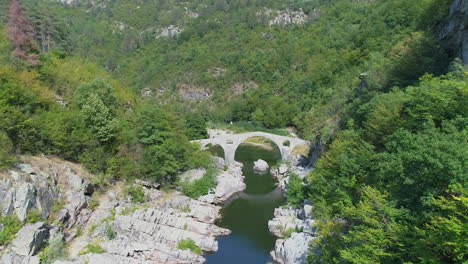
[205,144,284,264]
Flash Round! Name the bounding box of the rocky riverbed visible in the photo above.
[268,164,318,264]
[0,156,246,264]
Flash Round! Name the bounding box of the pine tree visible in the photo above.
[7,0,40,65]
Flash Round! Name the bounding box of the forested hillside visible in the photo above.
[0,0,457,139]
[0,0,466,263]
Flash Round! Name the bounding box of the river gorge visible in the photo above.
[206,143,283,263]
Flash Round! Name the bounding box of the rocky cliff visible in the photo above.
[0,156,244,264]
[438,0,468,65]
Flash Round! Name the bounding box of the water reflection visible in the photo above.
[205,144,284,264]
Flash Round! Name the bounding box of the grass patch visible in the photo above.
[282,227,297,239]
[79,241,106,255]
[209,121,290,136]
[88,199,100,210]
[119,205,140,216]
[26,210,42,224]
[0,215,23,246]
[292,144,310,156]
[180,205,191,213]
[177,238,202,254]
[180,168,218,199]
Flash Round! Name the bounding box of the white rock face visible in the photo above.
[11,222,50,256]
[180,169,206,183]
[214,165,246,202]
[156,25,183,38]
[278,164,288,175]
[268,207,305,238]
[272,232,315,264]
[253,159,269,172]
[1,157,238,264]
[269,165,318,264]
[268,9,308,27]
[211,156,225,170]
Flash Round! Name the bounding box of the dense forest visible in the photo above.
[0,0,466,263]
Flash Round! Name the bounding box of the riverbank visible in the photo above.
[268,164,318,264]
[0,156,241,264]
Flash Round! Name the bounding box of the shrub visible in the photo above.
[283,140,290,147]
[287,173,305,208]
[104,223,115,240]
[125,185,146,203]
[282,227,297,239]
[180,169,217,199]
[177,238,202,254]
[88,199,100,210]
[0,131,16,169]
[26,210,42,224]
[0,215,23,246]
[39,234,67,264]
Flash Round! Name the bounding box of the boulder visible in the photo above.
[14,183,36,222]
[180,169,206,183]
[211,156,225,170]
[198,194,215,204]
[1,254,41,264]
[214,167,245,202]
[271,232,315,264]
[253,159,269,172]
[278,164,288,175]
[11,222,50,256]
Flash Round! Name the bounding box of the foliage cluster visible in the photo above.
[177,238,202,255]
[0,215,23,246]
[39,234,67,264]
[180,168,218,199]
[3,0,451,141]
[305,71,468,264]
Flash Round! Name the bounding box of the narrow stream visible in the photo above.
[205,144,284,264]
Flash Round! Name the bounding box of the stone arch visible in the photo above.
[193,130,310,166]
[232,135,283,163]
[205,143,226,160]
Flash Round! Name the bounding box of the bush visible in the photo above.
[283,140,290,147]
[0,215,23,246]
[26,210,42,224]
[88,199,100,210]
[287,173,305,207]
[125,185,146,203]
[39,234,67,264]
[177,238,202,254]
[0,131,16,169]
[180,169,217,199]
[282,227,297,239]
[104,223,115,240]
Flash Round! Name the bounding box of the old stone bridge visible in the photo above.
[194,129,310,165]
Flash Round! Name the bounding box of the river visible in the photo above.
[205,143,284,264]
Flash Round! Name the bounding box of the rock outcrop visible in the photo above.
[180,169,206,183]
[11,222,50,256]
[438,0,468,65]
[0,157,238,264]
[254,159,269,172]
[269,9,308,27]
[156,25,183,39]
[212,165,245,203]
[268,202,318,264]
